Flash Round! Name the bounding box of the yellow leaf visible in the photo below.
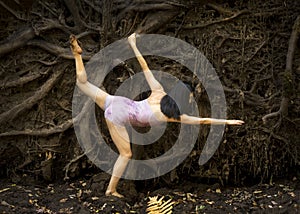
[59,198,68,203]
[0,188,10,193]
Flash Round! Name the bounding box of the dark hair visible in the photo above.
[160,94,181,120]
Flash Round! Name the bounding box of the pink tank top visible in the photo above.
[104,95,160,127]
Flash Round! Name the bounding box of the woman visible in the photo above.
[70,33,244,198]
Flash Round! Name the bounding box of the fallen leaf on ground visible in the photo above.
[0,188,10,193]
[59,198,68,203]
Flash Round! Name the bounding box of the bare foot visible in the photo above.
[105,190,124,198]
[69,34,82,55]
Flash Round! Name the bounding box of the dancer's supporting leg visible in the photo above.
[70,35,108,110]
[105,120,132,198]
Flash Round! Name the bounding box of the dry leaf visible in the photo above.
[271,201,278,205]
[77,189,82,198]
[288,192,296,197]
[147,196,174,214]
[205,199,215,205]
[0,188,10,193]
[186,193,196,202]
[59,198,68,203]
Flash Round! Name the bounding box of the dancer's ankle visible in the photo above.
[70,35,82,55]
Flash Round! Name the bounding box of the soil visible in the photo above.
[1,174,299,213]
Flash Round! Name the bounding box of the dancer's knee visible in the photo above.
[121,151,132,159]
[76,73,87,83]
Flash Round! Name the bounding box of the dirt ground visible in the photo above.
[1,0,300,213]
[1,173,299,214]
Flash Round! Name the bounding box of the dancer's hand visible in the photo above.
[226,120,245,125]
[128,33,137,46]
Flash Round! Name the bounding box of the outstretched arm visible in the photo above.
[128,33,164,92]
[168,114,244,125]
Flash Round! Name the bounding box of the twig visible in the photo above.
[82,0,101,13]
[63,0,100,31]
[56,101,72,112]
[183,10,249,30]
[63,152,86,180]
[258,127,298,162]
[112,58,135,76]
[33,58,60,66]
[121,3,175,13]
[245,39,268,64]
[0,0,27,21]
[124,12,139,37]
[38,1,58,17]
[206,3,235,16]
[63,139,106,180]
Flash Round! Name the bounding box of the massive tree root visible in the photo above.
[262,16,300,124]
[0,66,65,125]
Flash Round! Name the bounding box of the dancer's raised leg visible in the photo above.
[70,35,108,110]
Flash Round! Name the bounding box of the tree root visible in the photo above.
[258,127,298,162]
[206,3,236,16]
[0,66,65,125]
[0,18,71,56]
[63,0,85,28]
[0,67,51,89]
[137,9,179,33]
[262,16,300,124]
[0,88,96,137]
[0,0,28,21]
[82,0,101,14]
[262,97,289,124]
[26,39,91,60]
[0,119,73,137]
[63,152,86,180]
[119,3,176,13]
[0,28,35,56]
[63,0,100,31]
